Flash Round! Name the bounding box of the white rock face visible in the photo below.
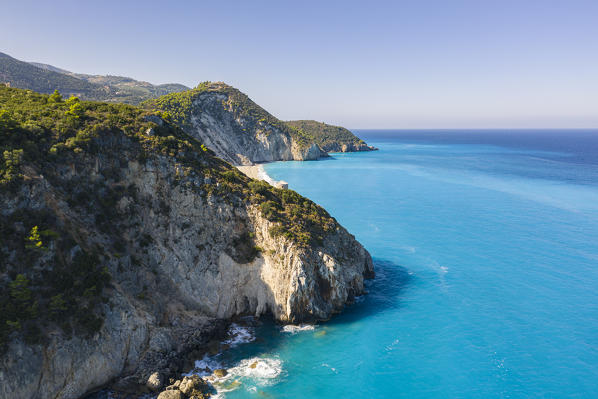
[181,91,327,165]
[0,155,373,399]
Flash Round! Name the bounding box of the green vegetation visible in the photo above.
[0,208,111,352]
[0,52,111,100]
[0,85,216,190]
[285,120,369,152]
[245,179,337,247]
[74,74,190,105]
[0,85,341,352]
[143,82,317,147]
[0,52,189,105]
[3,51,367,152]
[0,85,217,351]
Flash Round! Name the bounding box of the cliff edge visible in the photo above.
[286,120,377,153]
[0,86,373,399]
[143,82,327,166]
[143,82,375,166]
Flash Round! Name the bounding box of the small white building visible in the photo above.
[275,180,289,189]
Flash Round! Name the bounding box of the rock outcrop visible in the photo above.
[0,86,373,399]
[144,83,329,165]
[285,119,378,153]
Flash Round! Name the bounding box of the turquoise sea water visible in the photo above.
[207,130,598,398]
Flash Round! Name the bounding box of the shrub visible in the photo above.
[48,89,62,103]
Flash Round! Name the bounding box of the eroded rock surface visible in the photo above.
[0,86,373,399]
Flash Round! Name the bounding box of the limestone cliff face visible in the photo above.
[0,147,372,399]
[147,83,328,166]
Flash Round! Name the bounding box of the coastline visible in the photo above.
[236,164,279,186]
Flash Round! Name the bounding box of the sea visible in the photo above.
[185,129,598,399]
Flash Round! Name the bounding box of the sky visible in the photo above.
[2,0,597,128]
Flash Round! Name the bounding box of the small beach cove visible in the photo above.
[236,165,287,189]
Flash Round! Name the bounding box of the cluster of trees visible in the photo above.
[285,120,364,151]
[0,209,111,353]
[246,180,337,247]
[0,86,207,350]
[143,81,319,148]
[0,85,340,353]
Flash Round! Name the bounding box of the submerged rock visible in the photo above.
[213,369,228,378]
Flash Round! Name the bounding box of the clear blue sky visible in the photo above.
[2,0,597,128]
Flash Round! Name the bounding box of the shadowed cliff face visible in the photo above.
[0,87,373,399]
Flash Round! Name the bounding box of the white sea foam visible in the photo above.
[184,323,255,378]
[320,363,338,374]
[227,357,283,382]
[385,338,400,351]
[207,356,284,397]
[281,324,316,334]
[223,323,255,347]
[183,354,223,377]
[256,165,277,185]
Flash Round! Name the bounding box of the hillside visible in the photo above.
[0,86,373,399]
[28,62,71,74]
[3,51,374,165]
[0,52,112,100]
[0,52,189,104]
[286,120,377,152]
[68,74,189,105]
[144,82,375,166]
[143,82,327,165]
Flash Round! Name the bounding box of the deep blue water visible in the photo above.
[203,130,598,398]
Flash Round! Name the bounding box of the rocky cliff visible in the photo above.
[0,86,373,399]
[285,120,377,153]
[144,83,364,166]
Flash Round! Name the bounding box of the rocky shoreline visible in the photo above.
[90,316,307,399]
[85,319,247,399]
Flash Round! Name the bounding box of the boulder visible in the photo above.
[147,371,164,391]
[213,368,228,378]
[179,374,208,396]
[157,389,183,399]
